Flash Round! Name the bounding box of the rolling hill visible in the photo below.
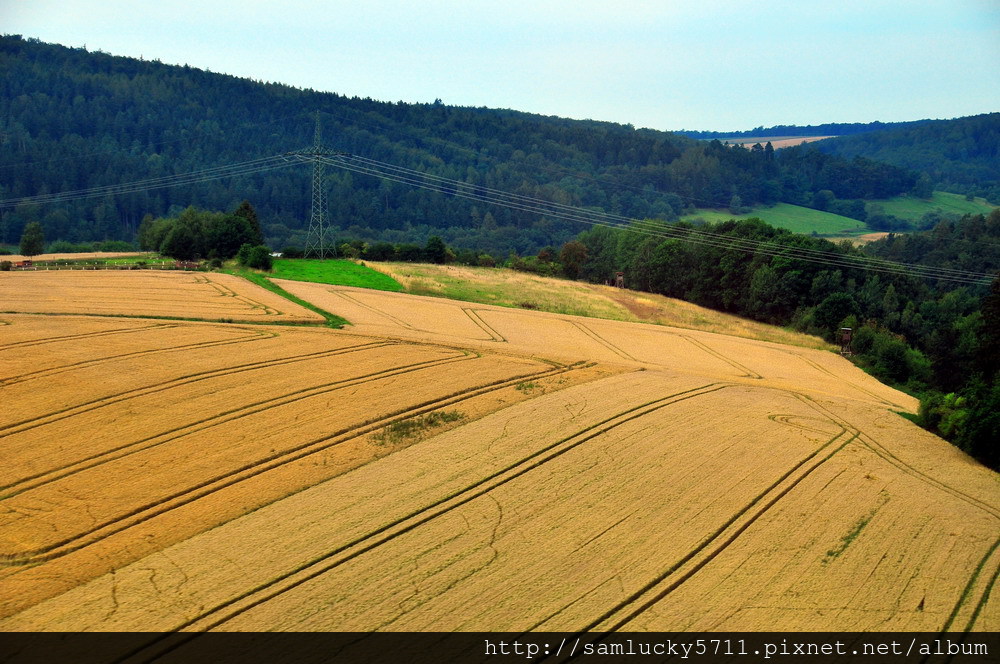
[0,267,995,640]
[2,35,925,258]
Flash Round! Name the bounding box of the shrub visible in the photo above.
[236,244,273,270]
[0,260,11,271]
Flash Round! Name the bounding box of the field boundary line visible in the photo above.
[137,383,728,644]
[0,341,393,462]
[2,356,574,565]
[463,308,506,342]
[679,334,763,379]
[0,327,273,389]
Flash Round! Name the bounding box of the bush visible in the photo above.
[0,260,11,271]
[236,244,273,270]
[280,246,304,259]
[364,242,396,261]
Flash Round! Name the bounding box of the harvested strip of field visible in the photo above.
[0,271,323,323]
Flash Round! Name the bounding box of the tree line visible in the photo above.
[2,35,932,258]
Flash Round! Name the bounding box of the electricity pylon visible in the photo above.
[288,111,347,259]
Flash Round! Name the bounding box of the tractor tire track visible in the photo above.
[801,396,1000,519]
[570,322,638,362]
[330,290,415,329]
[199,276,281,316]
[542,392,852,634]
[2,357,577,566]
[126,382,727,650]
[0,328,273,388]
[0,345,457,499]
[680,334,763,379]
[0,341,393,478]
[463,308,506,342]
[0,323,174,351]
[783,349,900,408]
[941,536,1000,633]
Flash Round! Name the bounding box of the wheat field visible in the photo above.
[0,270,995,644]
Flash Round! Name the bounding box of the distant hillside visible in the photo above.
[1,35,927,254]
[677,120,932,140]
[814,113,1000,203]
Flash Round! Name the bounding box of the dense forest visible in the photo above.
[0,35,932,256]
[815,113,1000,203]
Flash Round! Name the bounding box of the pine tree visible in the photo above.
[233,201,264,246]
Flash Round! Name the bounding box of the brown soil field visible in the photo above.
[1,270,323,323]
[725,136,836,149]
[851,232,893,246]
[0,270,996,642]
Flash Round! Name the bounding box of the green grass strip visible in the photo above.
[227,268,349,328]
[271,259,404,292]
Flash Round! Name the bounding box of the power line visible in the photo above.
[319,154,996,285]
[0,146,994,285]
[0,156,298,208]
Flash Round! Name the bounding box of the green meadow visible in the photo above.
[680,203,865,236]
[270,259,404,291]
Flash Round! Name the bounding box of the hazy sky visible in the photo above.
[4,0,999,131]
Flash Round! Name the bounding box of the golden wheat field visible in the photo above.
[0,269,996,644]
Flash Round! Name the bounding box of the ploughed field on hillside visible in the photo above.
[0,270,996,644]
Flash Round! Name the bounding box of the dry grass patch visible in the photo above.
[368,262,831,350]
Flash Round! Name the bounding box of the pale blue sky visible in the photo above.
[3,0,998,131]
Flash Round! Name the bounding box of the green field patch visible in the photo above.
[227,268,348,328]
[873,192,995,221]
[681,203,865,236]
[373,410,466,445]
[271,259,404,292]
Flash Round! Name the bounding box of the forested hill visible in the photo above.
[1,35,924,254]
[813,113,1000,203]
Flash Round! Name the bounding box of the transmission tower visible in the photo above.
[302,112,332,259]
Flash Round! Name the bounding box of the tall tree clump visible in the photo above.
[19,221,45,257]
[138,204,265,260]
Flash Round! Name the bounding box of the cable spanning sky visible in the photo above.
[3,0,999,131]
